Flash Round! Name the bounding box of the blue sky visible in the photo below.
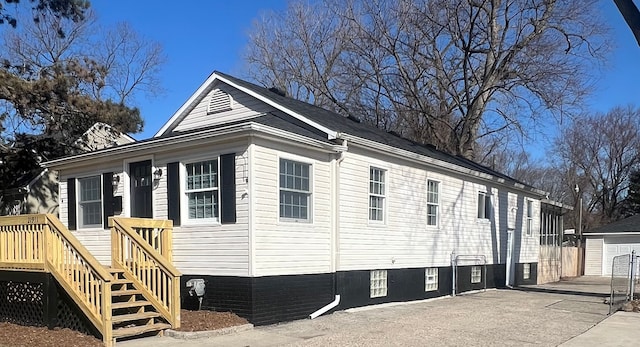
[91,1,640,146]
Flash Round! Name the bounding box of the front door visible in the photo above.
[130,160,152,218]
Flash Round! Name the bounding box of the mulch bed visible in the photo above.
[0,310,248,346]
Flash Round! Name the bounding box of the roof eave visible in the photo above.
[340,133,545,197]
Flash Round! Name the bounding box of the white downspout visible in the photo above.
[309,295,341,319]
[310,139,347,320]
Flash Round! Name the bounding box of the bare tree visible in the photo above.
[245,0,609,159]
[555,105,640,229]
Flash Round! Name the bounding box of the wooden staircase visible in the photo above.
[0,214,181,347]
[106,267,172,340]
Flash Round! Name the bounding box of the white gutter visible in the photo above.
[585,232,640,236]
[45,122,344,170]
[339,133,546,197]
[309,295,341,319]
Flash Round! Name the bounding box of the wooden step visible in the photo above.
[111,278,132,285]
[106,267,125,274]
[111,311,162,324]
[112,288,143,296]
[111,300,152,310]
[112,322,171,338]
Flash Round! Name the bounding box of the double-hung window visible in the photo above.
[369,167,386,221]
[477,192,491,219]
[185,159,219,221]
[78,176,102,229]
[279,159,311,220]
[427,180,439,226]
[526,200,533,236]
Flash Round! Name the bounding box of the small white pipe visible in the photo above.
[309,295,341,319]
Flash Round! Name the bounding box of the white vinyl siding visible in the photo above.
[369,167,386,221]
[279,159,311,221]
[185,159,219,221]
[427,180,439,226]
[337,145,542,271]
[78,176,102,229]
[253,140,331,276]
[370,270,387,298]
[425,267,438,291]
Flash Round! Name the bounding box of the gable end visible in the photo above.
[207,89,233,114]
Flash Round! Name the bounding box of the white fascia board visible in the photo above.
[340,133,546,197]
[585,232,640,236]
[154,72,339,140]
[154,72,219,137]
[46,123,343,170]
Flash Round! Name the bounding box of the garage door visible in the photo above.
[604,238,640,275]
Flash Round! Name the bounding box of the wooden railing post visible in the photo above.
[171,276,181,329]
[102,279,113,347]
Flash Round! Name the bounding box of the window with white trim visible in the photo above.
[427,180,439,226]
[78,176,102,228]
[370,270,387,298]
[279,159,311,220]
[185,159,219,221]
[425,267,438,291]
[471,266,482,284]
[369,167,386,221]
[523,263,531,280]
[477,192,491,219]
[526,200,533,236]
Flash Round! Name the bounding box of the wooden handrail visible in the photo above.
[108,218,179,276]
[109,217,181,328]
[45,214,113,280]
[112,217,173,261]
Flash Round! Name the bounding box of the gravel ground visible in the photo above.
[119,288,610,347]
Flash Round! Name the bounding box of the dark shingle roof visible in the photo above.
[216,71,533,189]
[586,215,640,234]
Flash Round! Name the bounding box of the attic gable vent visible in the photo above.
[207,89,233,114]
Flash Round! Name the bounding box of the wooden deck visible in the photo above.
[0,214,181,346]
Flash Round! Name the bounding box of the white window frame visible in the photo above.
[426,179,440,227]
[279,158,312,222]
[471,266,482,284]
[477,191,491,219]
[369,167,386,222]
[425,267,438,291]
[370,270,388,298]
[181,158,220,224]
[523,263,531,280]
[77,175,103,229]
[526,199,533,236]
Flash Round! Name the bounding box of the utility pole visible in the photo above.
[575,184,583,275]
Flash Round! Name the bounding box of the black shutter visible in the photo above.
[167,162,181,226]
[102,172,114,229]
[220,153,236,224]
[67,178,76,230]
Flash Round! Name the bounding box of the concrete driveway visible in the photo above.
[121,278,613,347]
